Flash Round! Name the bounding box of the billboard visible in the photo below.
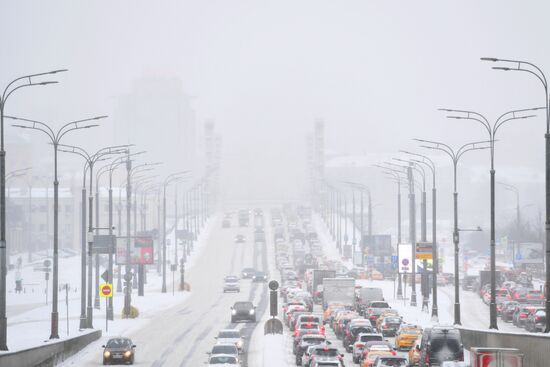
[116,234,155,265]
[362,234,392,256]
[515,242,544,264]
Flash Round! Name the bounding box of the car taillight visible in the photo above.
[535,316,542,322]
[426,350,429,364]
[294,330,299,337]
[356,343,364,348]
[392,351,396,356]
[520,313,527,318]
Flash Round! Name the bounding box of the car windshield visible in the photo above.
[384,317,401,323]
[360,335,383,342]
[209,356,237,364]
[430,331,462,354]
[233,302,253,310]
[379,358,408,366]
[352,327,372,335]
[300,323,319,329]
[314,348,338,357]
[218,331,240,338]
[225,277,238,282]
[212,345,237,354]
[370,302,389,308]
[303,337,325,344]
[106,338,132,348]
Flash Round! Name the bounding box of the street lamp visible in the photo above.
[343,181,372,267]
[162,171,190,293]
[441,106,540,329]
[0,69,68,350]
[384,161,422,307]
[57,143,127,328]
[416,138,490,325]
[9,114,103,339]
[374,164,405,299]
[481,56,550,332]
[401,150,439,320]
[124,161,162,313]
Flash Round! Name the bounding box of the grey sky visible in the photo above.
[2,1,549,231]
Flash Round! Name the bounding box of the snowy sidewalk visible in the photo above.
[1,213,218,354]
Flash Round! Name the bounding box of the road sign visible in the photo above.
[100,283,113,298]
[415,242,433,260]
[93,235,116,254]
[398,243,412,273]
[101,270,110,283]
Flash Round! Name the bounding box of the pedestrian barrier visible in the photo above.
[459,327,550,367]
[0,329,101,367]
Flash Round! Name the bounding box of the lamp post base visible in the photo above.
[489,302,498,329]
[49,312,59,339]
[0,317,7,351]
[86,306,93,329]
[79,314,87,329]
[454,302,461,325]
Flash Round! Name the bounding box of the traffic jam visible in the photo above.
[196,204,528,367]
[271,205,515,367]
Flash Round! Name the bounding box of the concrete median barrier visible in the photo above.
[459,327,550,367]
[0,329,101,367]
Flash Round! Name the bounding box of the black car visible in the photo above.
[102,337,136,365]
[231,301,256,323]
[418,326,464,367]
[241,268,255,279]
[252,271,268,282]
[524,308,546,332]
[378,316,402,337]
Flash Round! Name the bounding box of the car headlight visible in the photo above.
[249,309,255,315]
[232,310,237,315]
[103,351,111,358]
[124,350,132,358]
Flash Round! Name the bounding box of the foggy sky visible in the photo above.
[2,1,549,236]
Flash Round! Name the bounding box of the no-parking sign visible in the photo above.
[398,243,412,273]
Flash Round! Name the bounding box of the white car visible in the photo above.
[207,353,241,366]
[208,343,239,359]
[216,329,245,352]
[223,276,240,293]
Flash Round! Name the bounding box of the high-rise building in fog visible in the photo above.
[114,76,196,173]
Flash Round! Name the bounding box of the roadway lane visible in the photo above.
[61,212,271,366]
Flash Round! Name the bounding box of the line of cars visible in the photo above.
[275,205,467,367]
[207,209,266,366]
[464,274,547,333]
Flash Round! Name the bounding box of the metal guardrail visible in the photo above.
[459,327,550,367]
[0,329,101,367]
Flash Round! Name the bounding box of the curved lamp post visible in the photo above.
[9,115,104,338]
[416,138,490,325]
